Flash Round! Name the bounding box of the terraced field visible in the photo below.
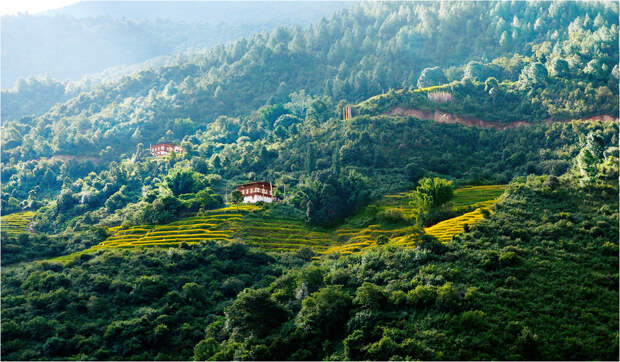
[49,185,506,262]
[50,204,334,263]
[424,207,488,242]
[451,185,506,209]
[102,214,238,248]
[0,211,35,237]
[324,225,421,254]
[326,184,506,253]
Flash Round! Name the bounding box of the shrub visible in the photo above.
[366,335,399,360]
[353,282,387,310]
[376,208,409,224]
[344,330,366,361]
[436,282,460,310]
[499,251,521,267]
[407,285,437,307]
[390,290,407,306]
[480,250,499,270]
[460,310,486,328]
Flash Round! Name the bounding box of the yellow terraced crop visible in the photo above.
[424,207,489,242]
[0,211,35,235]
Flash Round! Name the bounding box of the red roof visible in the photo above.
[236,181,271,189]
[151,143,175,148]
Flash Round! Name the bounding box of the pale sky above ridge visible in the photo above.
[1,0,79,16]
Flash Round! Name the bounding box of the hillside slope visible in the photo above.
[195,174,619,361]
[49,185,505,264]
[2,1,616,162]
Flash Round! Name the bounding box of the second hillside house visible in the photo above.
[150,143,184,157]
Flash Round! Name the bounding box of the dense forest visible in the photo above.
[2,149,617,360]
[2,2,617,159]
[1,1,618,361]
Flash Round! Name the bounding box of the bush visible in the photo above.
[407,285,437,307]
[353,282,387,310]
[376,208,409,224]
[460,310,486,328]
[499,251,521,267]
[436,282,460,311]
[480,250,499,270]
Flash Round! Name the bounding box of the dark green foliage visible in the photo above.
[231,190,243,206]
[165,169,204,196]
[296,169,370,226]
[137,190,222,225]
[225,289,289,338]
[139,195,183,225]
[550,58,570,78]
[104,185,129,212]
[1,243,293,360]
[296,286,352,337]
[353,282,387,310]
[1,229,105,265]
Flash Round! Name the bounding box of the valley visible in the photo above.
[1,1,618,361]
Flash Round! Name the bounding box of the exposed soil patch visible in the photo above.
[386,107,617,129]
[49,154,100,162]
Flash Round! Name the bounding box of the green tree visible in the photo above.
[409,177,454,209]
[105,185,129,212]
[550,58,569,78]
[165,169,202,196]
[518,62,548,88]
[417,66,447,88]
[353,282,387,310]
[224,288,289,337]
[230,190,243,208]
[295,286,352,337]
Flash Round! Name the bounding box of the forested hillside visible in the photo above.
[2,162,617,360]
[1,1,618,361]
[2,2,617,160]
[194,174,619,361]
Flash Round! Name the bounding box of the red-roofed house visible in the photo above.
[236,181,274,203]
[150,143,184,157]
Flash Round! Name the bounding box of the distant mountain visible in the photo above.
[43,1,353,24]
[1,1,354,88]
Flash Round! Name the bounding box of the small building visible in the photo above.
[236,181,274,203]
[150,143,184,157]
[343,105,352,120]
[427,91,453,103]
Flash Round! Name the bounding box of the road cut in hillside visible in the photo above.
[386,107,617,129]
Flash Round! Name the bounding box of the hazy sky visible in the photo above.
[0,0,79,15]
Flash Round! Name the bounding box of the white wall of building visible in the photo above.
[243,194,274,203]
